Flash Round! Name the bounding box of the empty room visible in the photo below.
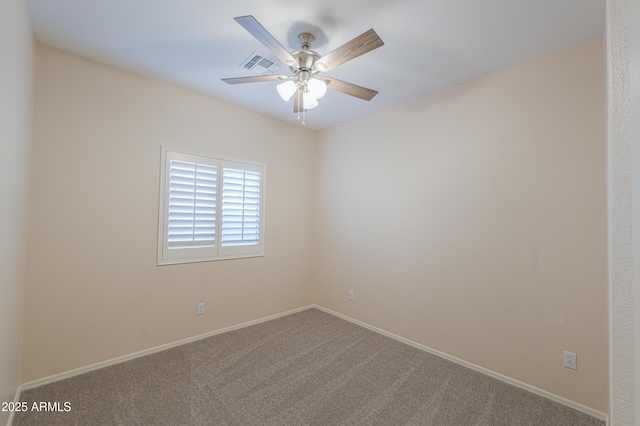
[2,0,639,425]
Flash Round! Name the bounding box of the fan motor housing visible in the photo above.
[291,50,321,72]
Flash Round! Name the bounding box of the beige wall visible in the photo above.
[0,1,33,423]
[314,37,608,413]
[23,44,316,382]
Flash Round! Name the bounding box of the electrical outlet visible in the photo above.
[563,351,577,370]
[348,290,354,301]
[197,303,205,315]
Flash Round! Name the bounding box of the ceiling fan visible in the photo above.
[222,15,384,119]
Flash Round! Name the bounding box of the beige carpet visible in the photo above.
[14,308,604,425]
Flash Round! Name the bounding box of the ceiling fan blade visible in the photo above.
[315,29,384,72]
[324,77,378,101]
[234,15,297,67]
[222,75,289,84]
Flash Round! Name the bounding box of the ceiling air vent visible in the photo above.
[240,52,280,75]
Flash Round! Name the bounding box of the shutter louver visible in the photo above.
[221,168,261,247]
[167,160,217,249]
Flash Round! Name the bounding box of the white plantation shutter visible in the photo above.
[221,168,261,247]
[167,160,217,248]
[158,147,265,265]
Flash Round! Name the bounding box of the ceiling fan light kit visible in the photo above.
[222,15,384,124]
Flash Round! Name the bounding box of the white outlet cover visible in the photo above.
[563,351,577,369]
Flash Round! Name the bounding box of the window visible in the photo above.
[158,147,265,265]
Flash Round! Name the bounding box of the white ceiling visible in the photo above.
[27,0,605,130]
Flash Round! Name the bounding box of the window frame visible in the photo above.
[157,146,266,265]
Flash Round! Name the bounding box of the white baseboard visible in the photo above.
[312,304,609,425]
[6,385,22,426]
[21,305,314,391]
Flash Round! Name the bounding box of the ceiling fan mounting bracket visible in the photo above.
[297,33,315,50]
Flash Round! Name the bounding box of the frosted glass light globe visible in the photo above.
[302,92,319,109]
[276,80,297,101]
[307,78,327,99]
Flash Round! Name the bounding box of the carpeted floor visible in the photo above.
[13,308,604,425]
